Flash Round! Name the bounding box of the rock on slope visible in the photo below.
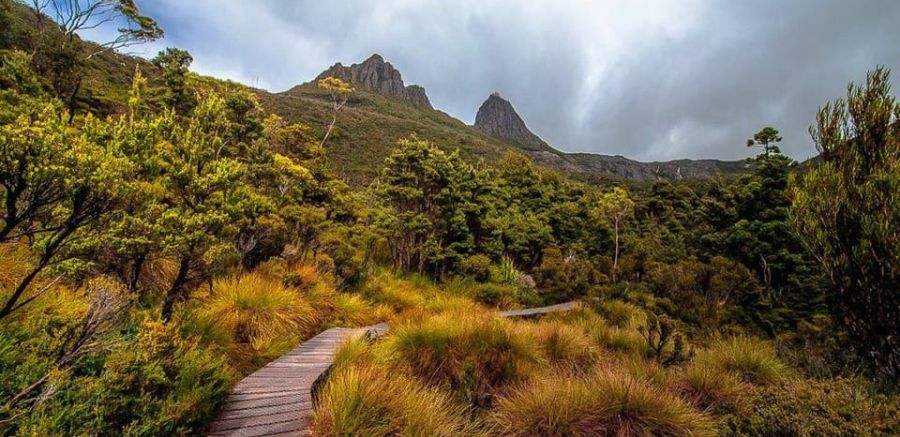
[315,54,432,109]
[474,93,552,151]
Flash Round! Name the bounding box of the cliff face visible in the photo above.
[474,93,550,151]
[315,54,432,108]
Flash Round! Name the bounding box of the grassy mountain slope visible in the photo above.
[257,83,517,182]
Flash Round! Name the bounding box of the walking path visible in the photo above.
[207,302,576,436]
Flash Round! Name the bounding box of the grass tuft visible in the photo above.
[198,273,316,371]
[376,311,542,407]
[694,335,790,386]
[491,368,715,437]
[312,365,476,437]
[519,320,597,368]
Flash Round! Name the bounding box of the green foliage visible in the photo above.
[533,247,599,302]
[374,138,493,278]
[462,254,492,281]
[726,149,821,332]
[723,378,899,437]
[151,47,195,114]
[746,126,783,156]
[792,66,900,382]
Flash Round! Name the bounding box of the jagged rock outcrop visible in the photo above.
[315,54,432,108]
[474,93,550,151]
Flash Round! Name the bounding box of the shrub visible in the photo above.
[312,365,475,437]
[363,273,427,311]
[471,283,518,307]
[490,256,523,285]
[595,299,646,329]
[695,336,790,386]
[281,262,325,291]
[463,254,492,281]
[723,378,900,436]
[490,368,715,437]
[15,319,234,436]
[376,312,541,407]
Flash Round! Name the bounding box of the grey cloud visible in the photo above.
[121,0,899,161]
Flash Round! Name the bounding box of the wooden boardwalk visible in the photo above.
[498,300,578,318]
[206,324,386,436]
[206,302,575,436]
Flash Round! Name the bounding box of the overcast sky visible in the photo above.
[84,0,899,161]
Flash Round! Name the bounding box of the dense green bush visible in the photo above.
[722,378,900,436]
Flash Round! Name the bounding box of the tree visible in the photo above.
[792,67,900,381]
[726,148,819,325]
[25,0,163,122]
[0,104,132,320]
[593,187,633,281]
[746,126,783,156]
[151,47,195,115]
[0,0,14,49]
[316,76,352,147]
[374,138,489,278]
[155,96,246,321]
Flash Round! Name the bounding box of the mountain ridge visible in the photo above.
[310,54,432,108]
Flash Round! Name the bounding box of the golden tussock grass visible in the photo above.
[198,273,317,371]
[516,320,598,368]
[490,368,715,437]
[312,365,478,437]
[375,311,542,405]
[694,335,791,386]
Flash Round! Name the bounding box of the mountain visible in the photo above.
[474,93,552,152]
[314,54,432,108]
[0,4,750,185]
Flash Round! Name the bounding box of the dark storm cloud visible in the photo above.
[90,0,900,161]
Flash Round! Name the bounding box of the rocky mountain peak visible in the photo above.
[475,93,549,151]
[315,54,432,109]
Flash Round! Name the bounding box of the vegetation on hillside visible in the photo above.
[0,2,897,435]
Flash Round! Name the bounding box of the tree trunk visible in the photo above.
[0,222,76,320]
[161,254,191,322]
[612,219,620,282]
[320,115,337,148]
[66,79,82,125]
[128,252,147,293]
